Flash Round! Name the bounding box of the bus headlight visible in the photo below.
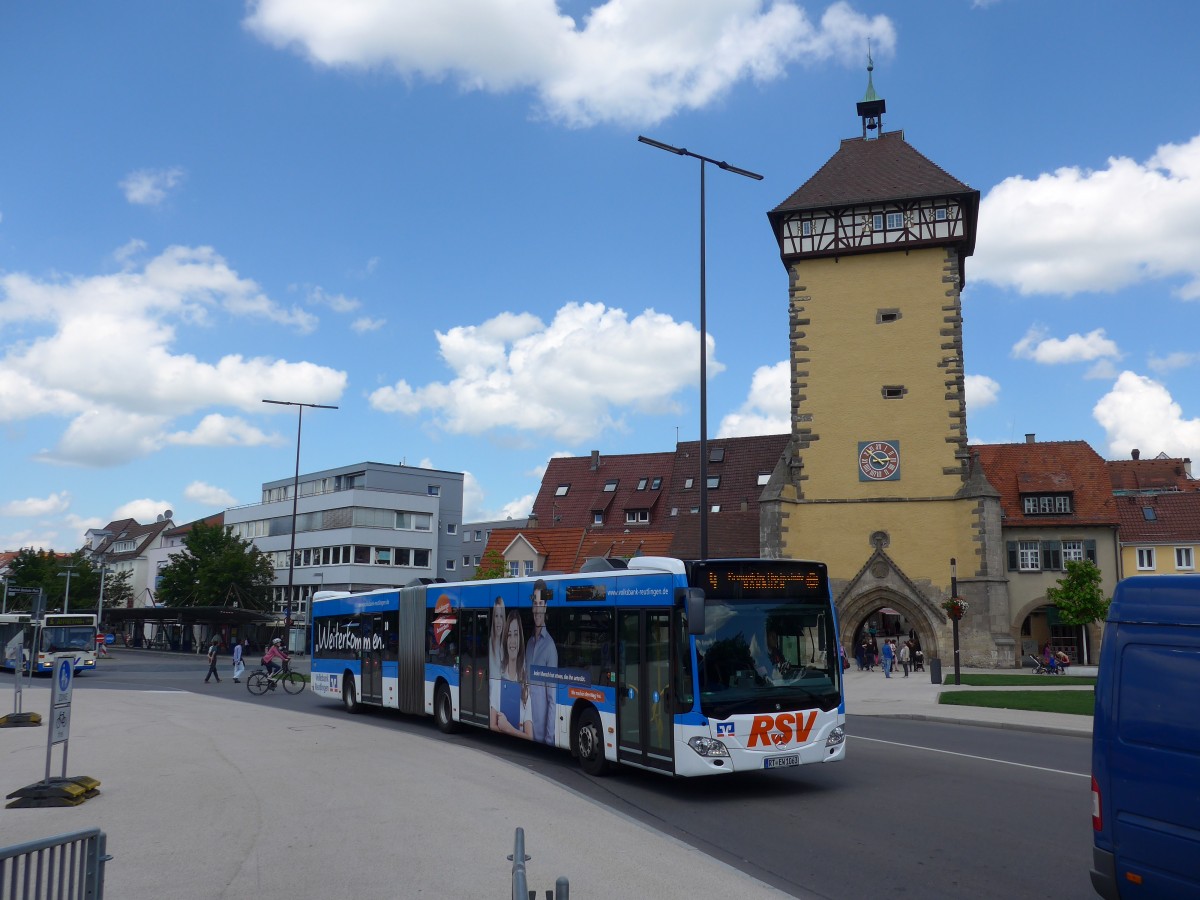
[688,736,730,757]
[825,725,846,747]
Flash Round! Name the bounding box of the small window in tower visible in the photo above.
[801,220,812,236]
[935,207,948,221]
[871,213,883,231]
[886,212,904,230]
[882,385,906,399]
[877,309,900,324]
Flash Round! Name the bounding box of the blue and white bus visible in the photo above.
[309,557,845,776]
[0,613,99,674]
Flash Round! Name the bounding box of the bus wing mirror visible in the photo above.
[685,588,705,636]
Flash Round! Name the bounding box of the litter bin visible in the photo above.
[929,657,942,684]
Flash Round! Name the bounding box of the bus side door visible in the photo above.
[459,610,490,727]
[616,610,674,772]
[361,615,385,704]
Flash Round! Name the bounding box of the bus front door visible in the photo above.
[361,615,384,704]
[616,610,674,772]
[459,611,490,727]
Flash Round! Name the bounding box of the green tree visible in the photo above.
[472,548,509,580]
[6,548,85,612]
[156,521,275,609]
[1046,559,1111,625]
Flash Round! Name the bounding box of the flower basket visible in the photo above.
[942,597,968,620]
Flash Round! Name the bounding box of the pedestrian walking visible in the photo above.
[232,639,246,683]
[204,637,221,683]
[899,640,910,677]
[881,639,894,678]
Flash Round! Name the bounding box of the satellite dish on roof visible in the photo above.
[164,509,174,520]
[156,514,164,522]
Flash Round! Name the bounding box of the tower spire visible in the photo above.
[856,44,886,139]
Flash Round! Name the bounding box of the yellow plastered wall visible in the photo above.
[779,497,978,588]
[790,247,964,501]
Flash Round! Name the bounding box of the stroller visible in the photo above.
[912,648,925,672]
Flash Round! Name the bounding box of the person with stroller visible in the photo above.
[1054,648,1071,674]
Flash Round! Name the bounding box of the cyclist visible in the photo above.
[263,637,290,677]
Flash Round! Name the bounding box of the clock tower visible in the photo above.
[760,64,1013,666]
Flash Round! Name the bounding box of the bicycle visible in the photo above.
[246,661,305,695]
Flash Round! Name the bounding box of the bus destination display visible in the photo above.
[698,562,826,599]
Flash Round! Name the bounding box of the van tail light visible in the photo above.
[1091,775,1102,831]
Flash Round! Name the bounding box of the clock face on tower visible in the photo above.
[858,440,901,482]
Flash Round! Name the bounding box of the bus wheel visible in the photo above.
[342,677,359,713]
[434,683,458,734]
[576,707,609,776]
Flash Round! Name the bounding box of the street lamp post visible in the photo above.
[638,135,762,560]
[58,564,77,614]
[950,558,962,686]
[262,399,337,628]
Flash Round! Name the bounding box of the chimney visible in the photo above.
[1131,449,1140,460]
[1025,434,1036,444]
[590,450,600,471]
[527,511,538,529]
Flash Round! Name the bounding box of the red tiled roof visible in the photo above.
[1107,457,1197,493]
[532,451,676,530]
[771,130,975,212]
[973,441,1118,527]
[482,527,677,574]
[1115,492,1200,543]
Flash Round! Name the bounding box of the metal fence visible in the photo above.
[510,827,568,900]
[0,828,108,899]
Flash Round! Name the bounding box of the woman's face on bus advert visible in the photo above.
[492,601,505,636]
[506,618,521,658]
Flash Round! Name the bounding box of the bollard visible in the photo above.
[928,657,942,684]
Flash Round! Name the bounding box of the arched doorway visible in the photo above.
[839,588,943,671]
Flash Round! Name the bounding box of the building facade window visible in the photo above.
[1018,541,1041,571]
[650,477,662,490]
[706,475,720,489]
[885,211,904,229]
[1137,547,1155,571]
[1176,547,1194,570]
[1022,494,1072,515]
[555,484,570,496]
[636,478,647,491]
[446,523,457,534]
[445,559,456,571]
[684,478,694,489]
[1062,541,1084,563]
[593,512,603,525]
[625,510,649,524]
[524,561,535,576]
[509,562,520,577]
[603,479,618,492]
[427,485,440,496]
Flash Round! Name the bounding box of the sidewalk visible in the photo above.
[843,663,1094,737]
[0,683,792,900]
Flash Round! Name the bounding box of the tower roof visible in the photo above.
[772,130,975,213]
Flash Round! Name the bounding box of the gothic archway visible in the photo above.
[838,587,944,663]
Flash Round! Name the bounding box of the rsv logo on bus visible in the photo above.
[746,711,818,748]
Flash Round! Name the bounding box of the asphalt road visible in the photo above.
[71,653,1096,899]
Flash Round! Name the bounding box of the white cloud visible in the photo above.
[461,470,534,522]
[370,302,718,443]
[965,374,1000,410]
[1094,371,1200,461]
[498,493,535,521]
[975,133,1200,298]
[307,286,361,313]
[119,166,185,206]
[1,492,71,517]
[245,1,895,127]
[1011,326,1120,364]
[183,481,238,509]
[166,414,281,448]
[1148,351,1199,374]
[112,498,176,524]
[351,316,386,333]
[717,360,789,437]
[0,244,346,465]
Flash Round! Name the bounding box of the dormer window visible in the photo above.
[1022,494,1072,515]
[593,511,604,525]
[636,478,647,491]
[555,484,570,497]
[650,477,662,490]
[625,510,650,524]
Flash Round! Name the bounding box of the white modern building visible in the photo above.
[223,461,464,628]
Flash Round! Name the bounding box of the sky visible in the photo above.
[2,1,1199,553]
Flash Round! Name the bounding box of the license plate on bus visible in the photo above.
[764,755,799,769]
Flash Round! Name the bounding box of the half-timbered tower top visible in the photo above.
[767,80,981,285]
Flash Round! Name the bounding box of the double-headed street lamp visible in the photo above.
[263,399,337,628]
[638,136,763,560]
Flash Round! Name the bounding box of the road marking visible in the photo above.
[851,735,1088,778]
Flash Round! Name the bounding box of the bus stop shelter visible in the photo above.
[103,606,276,653]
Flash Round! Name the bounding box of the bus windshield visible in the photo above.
[41,626,97,654]
[696,599,840,720]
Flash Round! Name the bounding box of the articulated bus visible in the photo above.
[310,557,845,776]
[0,613,99,674]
